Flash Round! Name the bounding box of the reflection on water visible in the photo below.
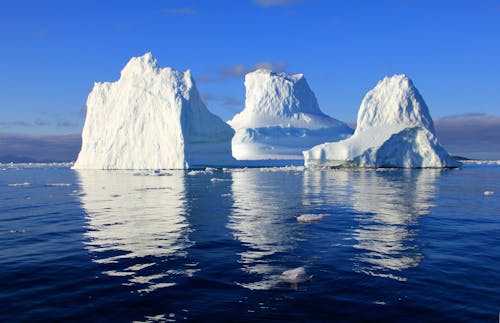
[303,169,438,281]
[76,170,195,293]
[228,169,303,290]
[350,170,438,281]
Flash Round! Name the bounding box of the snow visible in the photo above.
[304,75,460,168]
[74,53,235,170]
[228,69,353,160]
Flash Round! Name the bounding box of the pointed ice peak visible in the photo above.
[121,52,159,76]
[356,74,435,134]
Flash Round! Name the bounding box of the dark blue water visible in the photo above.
[1,163,499,322]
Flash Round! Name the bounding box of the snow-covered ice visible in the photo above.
[74,53,235,170]
[228,69,353,160]
[304,75,460,168]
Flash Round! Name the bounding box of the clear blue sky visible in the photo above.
[1,0,499,135]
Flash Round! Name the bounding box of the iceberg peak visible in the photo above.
[120,52,159,77]
[356,74,435,134]
[229,69,340,130]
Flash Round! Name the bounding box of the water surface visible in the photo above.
[1,164,499,321]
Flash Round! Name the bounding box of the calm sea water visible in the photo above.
[1,163,499,322]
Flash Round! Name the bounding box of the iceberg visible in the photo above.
[228,69,353,160]
[74,53,235,170]
[304,74,460,168]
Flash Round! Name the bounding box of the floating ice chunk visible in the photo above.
[10,229,27,234]
[187,170,207,176]
[296,213,329,223]
[7,182,31,187]
[210,178,229,182]
[46,183,72,187]
[483,191,495,196]
[280,267,310,284]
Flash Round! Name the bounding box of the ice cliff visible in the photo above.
[74,53,235,169]
[303,74,459,168]
[228,69,353,160]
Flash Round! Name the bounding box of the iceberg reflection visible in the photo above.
[350,170,438,280]
[303,169,438,281]
[228,168,303,290]
[76,170,194,293]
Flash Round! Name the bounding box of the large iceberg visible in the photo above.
[228,69,353,160]
[304,74,460,168]
[74,53,235,170]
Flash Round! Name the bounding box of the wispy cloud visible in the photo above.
[197,61,288,83]
[160,8,196,15]
[254,0,305,7]
[56,119,77,128]
[0,119,51,128]
[200,92,242,109]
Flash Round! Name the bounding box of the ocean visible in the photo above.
[1,163,499,322]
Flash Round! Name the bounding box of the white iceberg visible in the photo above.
[304,74,460,168]
[228,69,353,160]
[74,53,235,170]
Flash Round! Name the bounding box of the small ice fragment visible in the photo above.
[210,178,228,182]
[280,267,309,284]
[296,213,329,223]
[187,170,206,176]
[483,191,495,196]
[8,182,30,187]
[46,183,71,187]
[10,229,26,234]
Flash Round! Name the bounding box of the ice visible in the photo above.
[296,213,329,223]
[210,178,229,182]
[46,183,72,187]
[228,69,353,160]
[304,75,460,168]
[74,53,235,170]
[7,182,31,187]
[280,267,310,284]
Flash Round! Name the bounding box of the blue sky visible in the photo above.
[1,0,499,159]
